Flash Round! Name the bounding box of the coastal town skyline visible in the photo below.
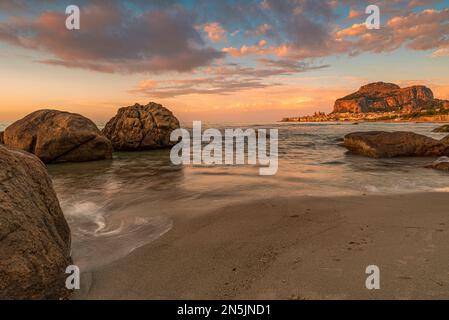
[1,0,449,122]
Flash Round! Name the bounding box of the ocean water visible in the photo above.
[3,121,449,271]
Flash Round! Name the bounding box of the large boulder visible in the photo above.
[0,144,72,299]
[432,125,449,133]
[333,82,438,113]
[343,131,449,158]
[102,102,180,151]
[3,110,112,163]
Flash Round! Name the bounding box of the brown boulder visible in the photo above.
[432,125,449,133]
[334,82,436,113]
[102,102,180,151]
[3,110,112,163]
[343,131,449,158]
[0,144,72,299]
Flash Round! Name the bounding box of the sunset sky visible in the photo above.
[1,0,449,123]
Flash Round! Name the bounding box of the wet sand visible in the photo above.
[75,192,449,300]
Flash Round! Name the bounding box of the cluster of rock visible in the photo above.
[281,82,449,122]
[0,103,180,163]
[0,102,179,299]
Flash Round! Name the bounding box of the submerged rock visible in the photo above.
[3,110,112,163]
[102,102,180,151]
[426,156,449,171]
[343,131,449,158]
[432,125,449,133]
[0,144,72,299]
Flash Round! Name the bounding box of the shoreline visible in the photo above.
[75,192,449,300]
[279,120,449,124]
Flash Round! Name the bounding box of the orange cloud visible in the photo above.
[335,23,366,38]
[223,41,289,58]
[202,22,227,43]
[347,8,363,20]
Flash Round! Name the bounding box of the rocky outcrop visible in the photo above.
[0,144,72,299]
[343,131,449,158]
[432,125,449,133]
[3,110,112,163]
[102,102,180,151]
[0,131,3,144]
[334,82,438,113]
[282,82,449,123]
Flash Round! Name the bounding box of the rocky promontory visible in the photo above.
[334,82,437,113]
[282,82,449,122]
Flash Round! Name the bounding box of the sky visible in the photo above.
[0,0,449,123]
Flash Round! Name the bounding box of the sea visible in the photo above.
[2,121,449,271]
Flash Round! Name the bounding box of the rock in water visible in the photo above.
[426,157,449,171]
[432,125,449,133]
[0,145,72,299]
[3,110,112,163]
[102,102,180,151]
[343,131,449,158]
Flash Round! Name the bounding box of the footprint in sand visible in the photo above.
[346,238,369,251]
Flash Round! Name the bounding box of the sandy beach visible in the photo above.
[75,192,449,300]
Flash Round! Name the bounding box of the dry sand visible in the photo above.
[75,192,449,300]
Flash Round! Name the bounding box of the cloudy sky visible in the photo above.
[1,0,449,122]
